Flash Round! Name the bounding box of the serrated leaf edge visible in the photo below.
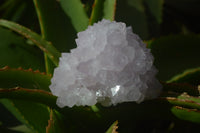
[1,99,37,132]
[0,66,52,77]
[46,109,54,133]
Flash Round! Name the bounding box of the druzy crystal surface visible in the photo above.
[50,19,162,108]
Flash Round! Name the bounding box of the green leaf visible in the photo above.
[144,0,164,24]
[167,67,200,85]
[33,0,77,73]
[165,96,200,110]
[33,0,76,52]
[148,34,200,81]
[1,86,102,132]
[0,124,29,133]
[0,67,51,90]
[178,93,200,104]
[0,26,47,132]
[60,0,89,32]
[171,106,200,124]
[46,109,66,133]
[0,27,44,71]
[0,125,33,133]
[0,0,25,21]
[89,0,104,25]
[2,83,198,131]
[162,82,199,96]
[0,0,38,29]
[162,86,200,124]
[8,125,34,133]
[103,0,116,21]
[0,103,20,129]
[0,19,61,66]
[116,0,149,39]
[105,120,118,133]
[127,0,144,12]
[0,67,53,133]
[121,0,163,39]
[1,99,50,133]
[0,87,57,109]
[97,83,200,128]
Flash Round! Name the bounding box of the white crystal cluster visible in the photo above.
[50,19,162,108]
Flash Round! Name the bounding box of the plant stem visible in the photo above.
[33,0,55,74]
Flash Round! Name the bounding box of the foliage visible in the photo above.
[0,0,200,132]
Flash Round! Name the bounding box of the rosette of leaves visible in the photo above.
[0,0,200,132]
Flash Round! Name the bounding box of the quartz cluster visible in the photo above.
[50,19,162,108]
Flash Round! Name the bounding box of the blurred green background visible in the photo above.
[0,0,200,132]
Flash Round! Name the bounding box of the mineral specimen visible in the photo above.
[50,19,162,108]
